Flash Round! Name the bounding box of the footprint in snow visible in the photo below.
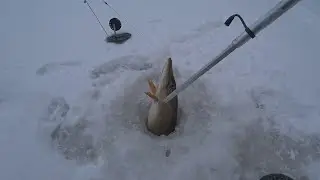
[45,96,99,164]
[36,61,82,76]
[90,55,152,79]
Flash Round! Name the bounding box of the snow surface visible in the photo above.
[1,0,320,179]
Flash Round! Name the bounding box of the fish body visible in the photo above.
[145,58,178,136]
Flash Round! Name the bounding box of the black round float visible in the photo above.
[259,174,294,180]
[109,17,122,31]
[106,17,131,44]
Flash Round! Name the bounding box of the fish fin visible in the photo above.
[144,92,158,101]
[148,79,157,94]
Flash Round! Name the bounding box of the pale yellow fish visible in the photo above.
[145,58,178,136]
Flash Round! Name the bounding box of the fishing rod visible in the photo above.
[164,0,302,103]
[83,0,132,44]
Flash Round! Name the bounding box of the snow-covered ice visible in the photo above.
[1,0,320,179]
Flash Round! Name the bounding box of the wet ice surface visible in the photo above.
[2,0,320,179]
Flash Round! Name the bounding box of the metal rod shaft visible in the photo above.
[85,0,109,36]
[164,0,302,103]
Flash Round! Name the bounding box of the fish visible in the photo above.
[144,57,178,136]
